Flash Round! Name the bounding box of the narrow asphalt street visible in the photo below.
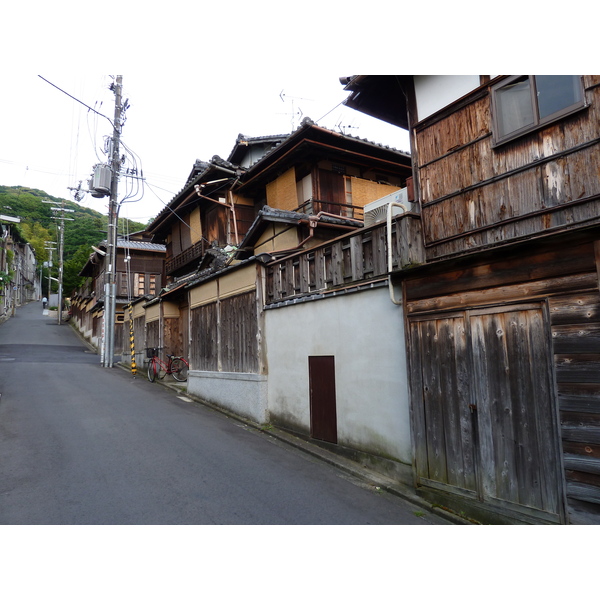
[0,301,450,525]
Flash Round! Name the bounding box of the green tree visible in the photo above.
[18,221,53,263]
[63,245,93,295]
[1,185,147,294]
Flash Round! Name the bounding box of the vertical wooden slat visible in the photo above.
[408,318,429,481]
[314,247,325,290]
[372,226,387,276]
[362,231,374,278]
[331,242,343,287]
[299,254,309,294]
[350,235,363,281]
[420,319,447,483]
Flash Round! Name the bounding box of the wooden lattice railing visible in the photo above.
[265,214,423,305]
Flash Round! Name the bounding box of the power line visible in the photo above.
[38,76,114,127]
[315,98,346,124]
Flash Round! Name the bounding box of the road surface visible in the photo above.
[0,301,448,525]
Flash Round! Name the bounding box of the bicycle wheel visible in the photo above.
[147,358,157,382]
[157,361,167,380]
[171,358,189,382]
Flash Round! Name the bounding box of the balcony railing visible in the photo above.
[265,213,424,306]
[165,240,208,275]
[296,198,364,221]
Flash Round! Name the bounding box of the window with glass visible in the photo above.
[491,76,585,146]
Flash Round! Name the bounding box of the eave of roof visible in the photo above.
[115,240,166,252]
[226,133,288,165]
[234,205,363,259]
[147,157,245,236]
[183,254,265,291]
[237,117,411,193]
[78,239,166,277]
[341,75,411,130]
[146,116,411,236]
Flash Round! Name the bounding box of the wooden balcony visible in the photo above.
[296,198,364,221]
[265,213,423,305]
[165,240,208,275]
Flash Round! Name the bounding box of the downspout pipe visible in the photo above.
[387,202,409,305]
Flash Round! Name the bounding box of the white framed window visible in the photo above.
[491,76,586,146]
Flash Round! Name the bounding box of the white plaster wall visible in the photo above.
[265,287,412,464]
[414,75,480,121]
[187,371,268,424]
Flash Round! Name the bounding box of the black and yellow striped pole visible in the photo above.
[129,303,136,376]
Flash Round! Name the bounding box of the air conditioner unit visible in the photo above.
[90,164,112,197]
[364,188,409,226]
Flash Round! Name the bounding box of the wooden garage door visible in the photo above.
[409,303,565,522]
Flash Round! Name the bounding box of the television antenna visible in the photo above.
[335,119,360,136]
[279,90,313,130]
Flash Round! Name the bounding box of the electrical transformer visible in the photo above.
[89,164,112,197]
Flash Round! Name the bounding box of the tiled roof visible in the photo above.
[148,117,410,230]
[117,239,165,252]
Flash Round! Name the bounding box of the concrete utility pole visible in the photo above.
[44,199,74,324]
[104,75,123,368]
[43,242,56,303]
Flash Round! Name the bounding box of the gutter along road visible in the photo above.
[0,302,449,525]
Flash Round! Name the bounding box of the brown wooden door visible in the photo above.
[317,169,345,215]
[309,355,337,443]
[409,303,564,522]
[409,314,478,495]
[469,305,563,519]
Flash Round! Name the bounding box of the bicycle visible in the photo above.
[146,348,189,383]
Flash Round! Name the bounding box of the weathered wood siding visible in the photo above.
[265,215,424,305]
[191,302,218,371]
[145,320,160,351]
[190,291,259,373]
[549,284,600,524]
[414,76,600,259]
[133,316,145,360]
[405,235,600,523]
[163,317,182,357]
[113,319,124,356]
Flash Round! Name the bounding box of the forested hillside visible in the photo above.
[0,185,147,294]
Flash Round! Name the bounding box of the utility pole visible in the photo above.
[43,242,56,305]
[43,199,74,324]
[104,75,123,368]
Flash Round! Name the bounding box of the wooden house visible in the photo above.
[147,119,412,280]
[145,120,412,424]
[143,137,286,371]
[71,231,165,355]
[341,75,600,524]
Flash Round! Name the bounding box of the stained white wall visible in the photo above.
[265,286,412,465]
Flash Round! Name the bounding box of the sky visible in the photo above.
[2,4,590,227]
[1,72,410,224]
